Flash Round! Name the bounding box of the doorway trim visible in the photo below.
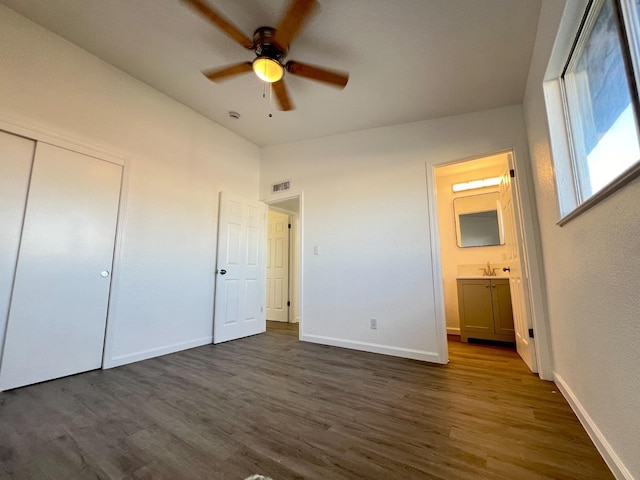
[426,148,553,380]
[264,191,304,339]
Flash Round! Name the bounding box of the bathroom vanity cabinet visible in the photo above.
[457,278,515,343]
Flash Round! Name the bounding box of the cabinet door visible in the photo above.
[458,280,494,334]
[492,279,515,336]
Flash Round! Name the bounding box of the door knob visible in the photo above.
[503,267,511,272]
[219,269,227,275]
[100,270,110,277]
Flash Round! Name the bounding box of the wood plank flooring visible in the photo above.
[0,322,612,479]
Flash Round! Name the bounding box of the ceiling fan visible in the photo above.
[182,0,349,111]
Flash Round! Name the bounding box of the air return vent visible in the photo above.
[271,180,291,193]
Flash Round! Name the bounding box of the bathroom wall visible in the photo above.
[435,158,509,333]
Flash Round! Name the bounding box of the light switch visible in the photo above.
[313,245,319,255]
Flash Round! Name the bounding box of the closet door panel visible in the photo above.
[0,143,122,391]
[0,131,35,361]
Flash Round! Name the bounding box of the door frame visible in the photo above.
[426,148,553,380]
[264,192,304,338]
[0,115,130,372]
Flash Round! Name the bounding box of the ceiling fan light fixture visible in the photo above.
[253,56,284,83]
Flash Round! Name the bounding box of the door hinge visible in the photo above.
[287,301,291,307]
[510,169,515,178]
[288,223,291,229]
[528,328,534,338]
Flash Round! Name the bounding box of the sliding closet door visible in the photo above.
[0,143,122,391]
[0,131,35,363]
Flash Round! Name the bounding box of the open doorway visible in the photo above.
[433,151,538,373]
[265,195,301,335]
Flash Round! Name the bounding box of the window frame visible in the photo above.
[556,0,640,225]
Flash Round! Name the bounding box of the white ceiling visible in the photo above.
[269,197,300,214]
[0,0,541,147]
[436,152,509,178]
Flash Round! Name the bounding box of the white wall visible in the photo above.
[0,6,260,367]
[523,1,640,478]
[435,166,509,333]
[260,105,533,362]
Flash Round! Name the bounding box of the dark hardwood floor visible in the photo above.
[0,322,612,479]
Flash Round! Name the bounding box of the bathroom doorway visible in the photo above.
[432,151,537,372]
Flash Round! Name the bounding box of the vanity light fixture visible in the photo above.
[452,176,501,193]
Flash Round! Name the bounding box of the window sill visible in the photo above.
[557,161,640,226]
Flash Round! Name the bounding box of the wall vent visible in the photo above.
[271,180,291,193]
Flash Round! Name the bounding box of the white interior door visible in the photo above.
[266,210,289,322]
[0,131,36,362]
[214,192,266,343]
[0,143,122,391]
[500,162,538,373]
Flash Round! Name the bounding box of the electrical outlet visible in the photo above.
[313,245,319,255]
[370,318,377,330]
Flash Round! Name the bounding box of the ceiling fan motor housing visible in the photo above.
[253,26,287,61]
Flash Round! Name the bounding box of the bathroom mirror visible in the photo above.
[454,193,504,247]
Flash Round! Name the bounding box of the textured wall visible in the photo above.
[523,0,640,477]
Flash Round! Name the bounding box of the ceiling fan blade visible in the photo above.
[286,61,349,88]
[203,62,253,82]
[272,80,294,111]
[273,0,318,50]
[182,0,253,49]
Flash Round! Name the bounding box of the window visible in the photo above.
[559,0,640,218]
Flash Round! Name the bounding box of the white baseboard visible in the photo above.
[300,334,444,363]
[554,373,633,480]
[446,327,461,335]
[104,336,213,369]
